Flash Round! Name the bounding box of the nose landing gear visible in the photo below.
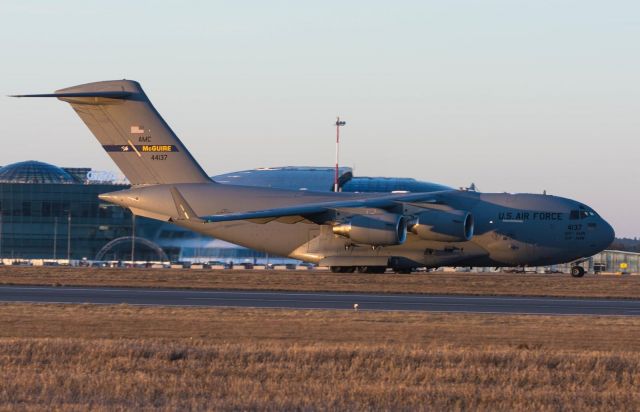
[329,266,390,274]
[570,266,585,277]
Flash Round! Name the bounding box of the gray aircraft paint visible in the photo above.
[13,80,615,270]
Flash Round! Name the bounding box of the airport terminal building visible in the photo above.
[0,161,160,261]
[0,160,273,263]
[0,160,635,273]
[0,161,447,263]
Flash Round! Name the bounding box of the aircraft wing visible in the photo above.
[170,187,448,224]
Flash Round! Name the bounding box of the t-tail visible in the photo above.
[12,80,211,185]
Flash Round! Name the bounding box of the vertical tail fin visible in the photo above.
[13,80,211,185]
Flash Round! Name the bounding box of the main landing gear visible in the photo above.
[330,266,355,273]
[570,266,585,278]
[357,266,386,274]
[330,266,387,274]
[330,266,415,274]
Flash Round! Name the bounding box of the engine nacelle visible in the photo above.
[410,210,474,242]
[332,213,407,246]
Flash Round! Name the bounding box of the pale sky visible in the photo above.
[0,1,638,237]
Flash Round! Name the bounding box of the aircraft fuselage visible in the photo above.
[101,182,614,269]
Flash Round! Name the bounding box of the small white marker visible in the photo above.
[353,303,359,311]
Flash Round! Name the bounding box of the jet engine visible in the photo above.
[332,213,407,246]
[410,210,474,242]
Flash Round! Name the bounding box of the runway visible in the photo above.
[1,285,640,316]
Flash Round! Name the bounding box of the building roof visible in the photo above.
[0,160,77,184]
[342,176,451,193]
[214,166,452,194]
[214,166,353,192]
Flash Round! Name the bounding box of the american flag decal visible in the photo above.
[130,125,144,134]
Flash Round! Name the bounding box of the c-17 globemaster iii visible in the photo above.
[13,80,615,276]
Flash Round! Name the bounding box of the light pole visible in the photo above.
[334,117,346,192]
[53,216,57,259]
[131,213,136,264]
[0,210,3,262]
[66,210,71,262]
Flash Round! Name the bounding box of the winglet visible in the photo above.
[169,187,205,223]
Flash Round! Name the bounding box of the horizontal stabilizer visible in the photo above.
[10,91,134,99]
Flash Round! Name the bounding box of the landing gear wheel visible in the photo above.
[357,266,386,274]
[394,268,412,274]
[331,266,356,274]
[571,266,585,278]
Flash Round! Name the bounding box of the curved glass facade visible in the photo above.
[0,181,162,260]
[342,177,451,193]
[213,166,452,193]
[0,161,78,184]
[214,167,353,192]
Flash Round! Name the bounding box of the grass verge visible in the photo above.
[1,303,640,409]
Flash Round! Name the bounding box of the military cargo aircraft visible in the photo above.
[13,80,615,276]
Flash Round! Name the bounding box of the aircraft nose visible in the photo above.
[599,218,615,250]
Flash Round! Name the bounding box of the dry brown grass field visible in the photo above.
[2,303,640,410]
[1,266,640,299]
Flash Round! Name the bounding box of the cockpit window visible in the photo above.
[570,209,596,220]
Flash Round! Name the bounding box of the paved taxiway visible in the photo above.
[1,285,640,315]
